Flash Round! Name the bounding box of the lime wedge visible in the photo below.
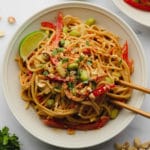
[19,31,47,61]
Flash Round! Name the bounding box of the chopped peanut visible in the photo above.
[114,138,150,150]
[0,30,5,37]
[8,16,16,24]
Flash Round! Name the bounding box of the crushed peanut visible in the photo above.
[114,137,150,150]
[67,128,75,135]
[7,16,16,24]
[0,30,5,37]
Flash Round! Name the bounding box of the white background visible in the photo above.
[0,0,150,149]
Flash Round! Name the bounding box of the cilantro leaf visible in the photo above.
[0,126,21,150]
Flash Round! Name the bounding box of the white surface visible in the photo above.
[112,0,150,27]
[0,0,150,150]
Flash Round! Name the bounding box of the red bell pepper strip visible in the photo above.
[49,56,58,65]
[124,0,150,11]
[42,116,109,130]
[73,116,110,130]
[83,48,91,55]
[89,84,115,100]
[48,76,68,82]
[43,119,67,129]
[52,12,63,48]
[41,22,56,29]
[122,41,133,70]
[122,41,129,62]
[92,84,115,97]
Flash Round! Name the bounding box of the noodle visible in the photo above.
[16,12,133,131]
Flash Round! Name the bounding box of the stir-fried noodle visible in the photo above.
[16,12,133,131]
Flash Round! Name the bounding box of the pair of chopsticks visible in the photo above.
[110,80,150,119]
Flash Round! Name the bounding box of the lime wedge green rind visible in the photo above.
[19,30,47,61]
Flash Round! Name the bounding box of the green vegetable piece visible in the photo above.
[3,135,9,145]
[68,62,78,70]
[64,40,70,47]
[59,39,65,47]
[85,18,96,26]
[86,40,90,46]
[57,47,64,52]
[110,108,119,119]
[52,49,58,56]
[61,58,69,63]
[80,70,89,81]
[46,99,55,107]
[105,77,114,83]
[52,48,64,56]
[19,31,47,61]
[43,70,49,76]
[67,82,74,90]
[118,59,122,66]
[69,30,81,37]
[63,26,69,33]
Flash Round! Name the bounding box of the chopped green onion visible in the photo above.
[43,70,49,76]
[52,49,58,56]
[87,60,92,66]
[59,39,65,47]
[52,48,64,56]
[67,82,74,90]
[46,99,55,107]
[91,81,97,90]
[61,58,69,63]
[76,55,84,63]
[57,47,64,52]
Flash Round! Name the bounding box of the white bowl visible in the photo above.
[112,0,150,27]
[2,1,147,149]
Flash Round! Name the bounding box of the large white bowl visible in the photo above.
[2,1,147,149]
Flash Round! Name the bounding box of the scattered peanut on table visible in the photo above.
[7,16,16,24]
[0,16,16,38]
[0,30,5,37]
[114,137,150,150]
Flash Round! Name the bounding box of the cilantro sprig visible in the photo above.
[0,126,20,150]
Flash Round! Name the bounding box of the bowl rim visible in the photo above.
[2,1,148,149]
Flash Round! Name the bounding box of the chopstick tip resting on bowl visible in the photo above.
[110,80,150,119]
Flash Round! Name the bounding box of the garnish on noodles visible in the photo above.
[15,12,133,133]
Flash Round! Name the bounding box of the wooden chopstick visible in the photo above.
[108,80,150,118]
[118,80,150,94]
[111,100,150,119]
